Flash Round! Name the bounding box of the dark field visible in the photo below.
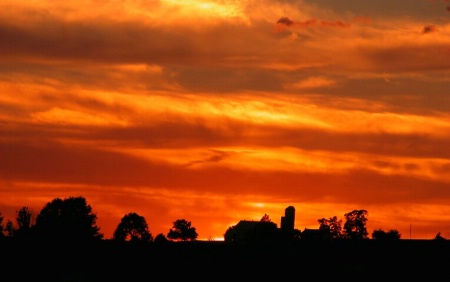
[1,239,450,281]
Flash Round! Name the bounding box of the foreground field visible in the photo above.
[1,239,449,280]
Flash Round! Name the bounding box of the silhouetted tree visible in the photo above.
[318,218,330,232]
[387,229,400,240]
[34,196,103,241]
[16,207,33,229]
[318,216,343,239]
[260,213,271,222]
[154,233,169,244]
[434,232,447,240]
[5,220,15,237]
[167,219,198,241]
[113,212,153,242]
[224,225,237,243]
[343,209,368,240]
[5,207,33,238]
[0,212,5,237]
[371,228,401,240]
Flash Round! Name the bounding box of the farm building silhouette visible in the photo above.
[225,206,310,243]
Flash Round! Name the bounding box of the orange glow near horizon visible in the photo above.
[1,0,450,241]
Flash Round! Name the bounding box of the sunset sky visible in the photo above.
[1,0,450,241]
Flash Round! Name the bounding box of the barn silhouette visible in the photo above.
[225,206,305,243]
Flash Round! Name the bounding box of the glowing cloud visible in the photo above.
[284,76,338,90]
[31,107,128,127]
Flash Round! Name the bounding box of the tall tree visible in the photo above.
[6,207,34,238]
[113,212,153,242]
[167,219,198,241]
[34,196,103,241]
[343,209,368,240]
[16,207,32,230]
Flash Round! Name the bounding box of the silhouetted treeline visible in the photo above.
[1,196,450,280]
[0,196,198,243]
[1,196,447,243]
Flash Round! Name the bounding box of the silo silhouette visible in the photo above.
[280,206,295,231]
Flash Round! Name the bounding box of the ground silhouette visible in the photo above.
[1,237,450,280]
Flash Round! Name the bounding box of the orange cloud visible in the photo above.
[283,76,338,90]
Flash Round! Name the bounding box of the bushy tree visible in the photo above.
[113,212,153,242]
[343,209,368,240]
[34,196,103,241]
[224,225,237,243]
[318,216,343,239]
[154,233,169,244]
[167,219,198,241]
[372,229,401,240]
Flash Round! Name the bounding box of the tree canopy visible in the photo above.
[154,233,169,244]
[318,216,343,239]
[113,212,153,242]
[372,228,401,240]
[34,196,103,241]
[343,209,368,240]
[167,219,198,241]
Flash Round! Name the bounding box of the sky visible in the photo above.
[1,0,450,241]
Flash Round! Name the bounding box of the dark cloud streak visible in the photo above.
[422,24,438,33]
[275,17,351,31]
